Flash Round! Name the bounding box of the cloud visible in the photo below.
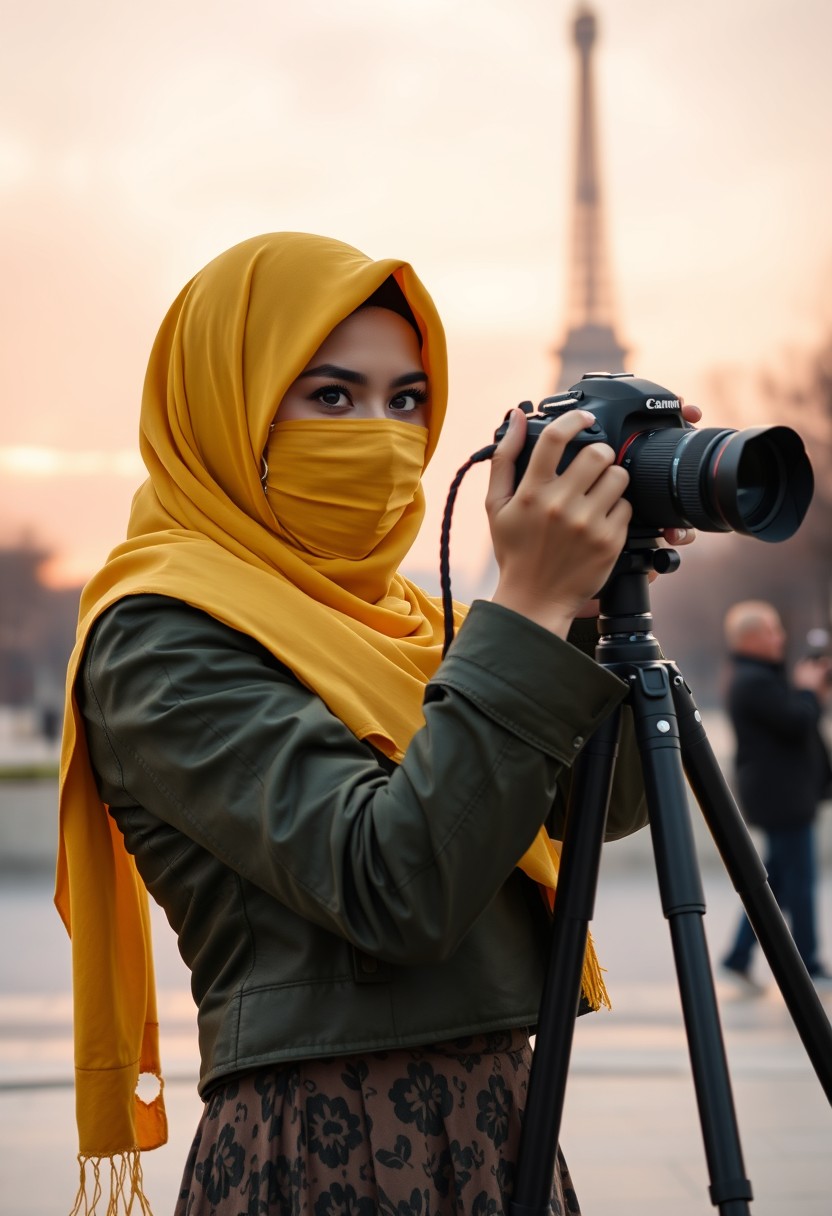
[0,446,143,477]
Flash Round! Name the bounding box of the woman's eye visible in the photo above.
[389,392,421,413]
[313,386,351,409]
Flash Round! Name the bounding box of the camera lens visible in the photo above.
[708,426,811,541]
[733,444,780,525]
[621,424,813,541]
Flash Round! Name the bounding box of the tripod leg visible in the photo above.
[628,664,753,1214]
[510,706,622,1216]
[671,669,832,1101]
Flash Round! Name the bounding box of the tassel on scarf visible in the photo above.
[540,882,611,1012]
[580,928,612,1012]
[69,1152,155,1216]
[529,835,612,1012]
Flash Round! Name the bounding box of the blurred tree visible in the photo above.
[646,339,832,707]
[0,539,81,730]
[0,543,49,705]
[760,326,832,631]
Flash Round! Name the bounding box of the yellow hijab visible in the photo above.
[55,233,606,1208]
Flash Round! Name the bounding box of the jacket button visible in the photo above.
[572,736,584,750]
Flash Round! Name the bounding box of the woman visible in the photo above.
[56,232,695,1215]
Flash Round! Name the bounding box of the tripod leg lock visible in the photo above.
[708,1176,753,1206]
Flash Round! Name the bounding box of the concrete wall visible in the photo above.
[0,779,61,875]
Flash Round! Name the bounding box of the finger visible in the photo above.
[591,496,633,555]
[681,404,702,424]
[561,476,631,556]
[522,410,597,485]
[601,492,634,531]
[487,408,527,506]
[661,526,697,546]
[555,439,620,497]
[581,464,631,516]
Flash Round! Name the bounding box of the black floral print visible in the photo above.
[475,1074,513,1149]
[175,1030,579,1215]
[243,1154,307,1216]
[307,1092,363,1168]
[194,1123,245,1205]
[314,1181,376,1215]
[389,1061,453,1135]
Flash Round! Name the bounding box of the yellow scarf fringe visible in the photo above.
[70,1152,154,1216]
[582,929,612,1011]
[526,834,610,1011]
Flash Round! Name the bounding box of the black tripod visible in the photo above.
[510,539,832,1216]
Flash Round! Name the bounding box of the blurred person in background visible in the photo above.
[720,599,832,992]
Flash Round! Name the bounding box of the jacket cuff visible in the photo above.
[566,614,601,657]
[428,600,628,764]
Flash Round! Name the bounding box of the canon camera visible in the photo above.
[493,373,813,542]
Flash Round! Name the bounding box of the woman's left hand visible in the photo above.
[574,401,701,617]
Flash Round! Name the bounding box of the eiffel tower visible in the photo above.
[554,6,629,391]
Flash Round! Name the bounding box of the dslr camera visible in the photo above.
[494,373,813,542]
[804,629,832,687]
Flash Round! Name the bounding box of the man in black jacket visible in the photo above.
[720,600,832,991]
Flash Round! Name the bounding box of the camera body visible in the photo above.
[494,373,687,529]
[803,629,832,686]
[493,372,813,543]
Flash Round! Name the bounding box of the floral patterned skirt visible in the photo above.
[175,1029,580,1215]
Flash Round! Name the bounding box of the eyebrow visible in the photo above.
[297,363,428,389]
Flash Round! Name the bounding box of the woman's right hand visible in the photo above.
[486,407,632,638]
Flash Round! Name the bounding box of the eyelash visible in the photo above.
[309,384,428,410]
[391,386,429,410]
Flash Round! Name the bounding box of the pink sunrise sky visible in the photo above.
[1,0,831,589]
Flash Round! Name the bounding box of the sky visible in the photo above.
[2,0,832,590]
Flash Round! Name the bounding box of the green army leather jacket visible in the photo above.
[77,595,646,1097]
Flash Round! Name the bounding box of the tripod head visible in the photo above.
[595,535,680,664]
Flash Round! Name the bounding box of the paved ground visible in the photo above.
[1,847,831,1215]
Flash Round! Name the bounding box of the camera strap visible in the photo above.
[439,444,497,656]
